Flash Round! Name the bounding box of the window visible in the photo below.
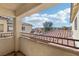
[7,23,13,32]
[7,26,13,32]
[22,26,25,31]
[0,24,4,32]
[7,17,14,32]
[74,17,77,30]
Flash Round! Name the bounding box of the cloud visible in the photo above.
[22,8,70,28]
[31,13,40,17]
[48,8,70,23]
[41,14,48,17]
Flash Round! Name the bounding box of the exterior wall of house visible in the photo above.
[0,20,7,32]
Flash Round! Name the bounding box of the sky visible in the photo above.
[22,3,71,29]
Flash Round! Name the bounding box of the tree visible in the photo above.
[63,26,67,30]
[43,21,53,32]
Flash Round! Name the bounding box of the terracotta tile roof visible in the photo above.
[43,29,72,38]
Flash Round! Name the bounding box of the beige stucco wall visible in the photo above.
[0,37,14,56]
[19,38,77,56]
[0,20,7,32]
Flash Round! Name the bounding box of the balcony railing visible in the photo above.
[0,32,13,38]
[21,32,79,49]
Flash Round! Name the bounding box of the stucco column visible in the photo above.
[13,17,22,52]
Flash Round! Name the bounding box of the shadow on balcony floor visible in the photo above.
[5,51,25,56]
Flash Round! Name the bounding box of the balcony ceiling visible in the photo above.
[0,3,41,11]
[0,3,57,17]
[0,3,41,16]
[0,3,23,11]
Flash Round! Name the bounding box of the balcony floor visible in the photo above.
[5,52,25,56]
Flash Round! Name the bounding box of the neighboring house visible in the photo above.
[0,17,7,32]
[31,28,44,34]
[0,16,13,32]
[72,9,79,41]
[0,17,32,33]
[22,23,32,33]
[72,4,79,40]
